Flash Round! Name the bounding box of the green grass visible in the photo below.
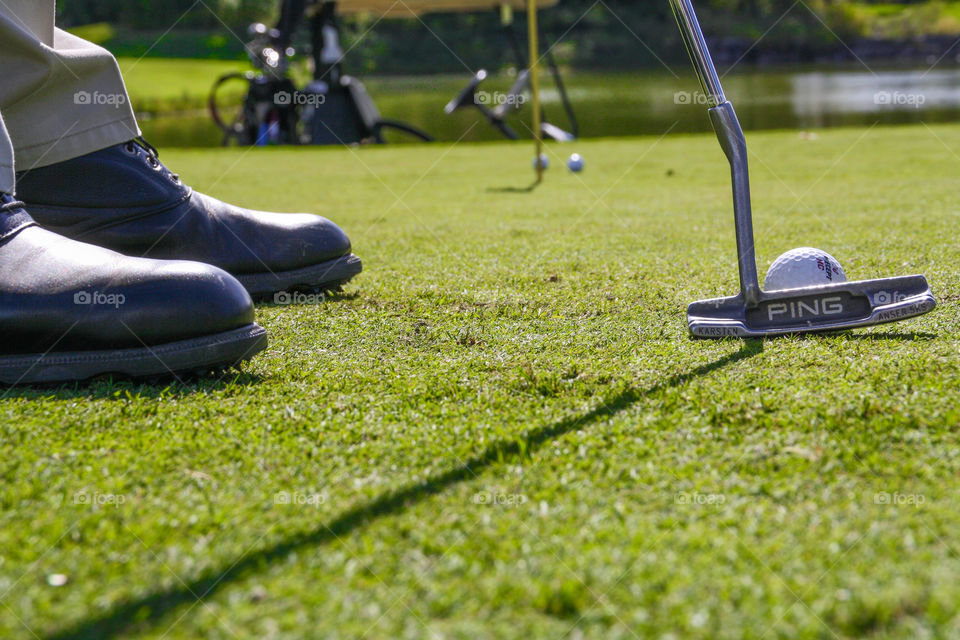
[851,0,960,20]
[848,1,960,37]
[3,122,960,639]
[117,57,254,113]
[65,23,117,46]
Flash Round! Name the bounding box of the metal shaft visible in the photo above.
[669,0,760,302]
[668,0,725,106]
[710,103,760,303]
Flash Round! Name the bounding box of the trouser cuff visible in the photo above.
[12,117,140,171]
[0,164,13,194]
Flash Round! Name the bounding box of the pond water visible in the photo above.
[139,66,960,147]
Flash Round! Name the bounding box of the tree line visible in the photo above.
[56,1,935,70]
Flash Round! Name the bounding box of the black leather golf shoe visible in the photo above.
[15,139,362,301]
[0,195,267,385]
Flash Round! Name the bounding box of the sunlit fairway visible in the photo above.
[2,122,960,639]
[118,57,252,111]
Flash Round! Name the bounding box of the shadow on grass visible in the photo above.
[779,330,938,343]
[43,341,763,640]
[486,180,541,193]
[841,331,938,341]
[257,290,361,307]
[1,372,263,401]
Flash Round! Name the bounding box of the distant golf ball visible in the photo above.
[764,247,847,291]
[567,153,584,172]
[533,153,549,171]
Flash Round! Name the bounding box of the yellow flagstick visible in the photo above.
[527,0,542,183]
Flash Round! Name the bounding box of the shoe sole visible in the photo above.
[0,324,267,386]
[237,254,363,302]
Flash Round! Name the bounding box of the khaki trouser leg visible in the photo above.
[0,0,140,172]
[0,113,14,193]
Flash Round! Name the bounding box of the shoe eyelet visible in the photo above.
[123,142,137,155]
[147,157,160,169]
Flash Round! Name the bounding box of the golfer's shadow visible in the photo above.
[44,340,763,640]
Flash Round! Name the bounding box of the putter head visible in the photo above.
[688,275,936,338]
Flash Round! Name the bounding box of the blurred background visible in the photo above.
[56,0,960,146]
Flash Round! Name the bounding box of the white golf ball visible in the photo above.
[567,153,584,172]
[764,247,847,291]
[533,153,549,171]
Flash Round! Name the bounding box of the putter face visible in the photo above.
[688,275,936,338]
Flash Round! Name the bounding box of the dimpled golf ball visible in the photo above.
[533,153,549,171]
[764,247,847,291]
[567,153,584,172]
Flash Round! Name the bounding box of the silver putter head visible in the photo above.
[688,275,936,338]
[670,0,936,338]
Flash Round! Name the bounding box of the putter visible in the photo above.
[670,0,936,338]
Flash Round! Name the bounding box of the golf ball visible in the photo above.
[567,153,584,172]
[764,247,847,291]
[533,153,549,171]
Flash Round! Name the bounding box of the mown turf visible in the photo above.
[2,123,960,639]
[118,57,252,112]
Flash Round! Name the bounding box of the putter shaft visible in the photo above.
[669,0,725,105]
[670,0,761,303]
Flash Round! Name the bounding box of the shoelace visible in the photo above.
[133,136,159,157]
[0,199,24,213]
[125,137,181,183]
